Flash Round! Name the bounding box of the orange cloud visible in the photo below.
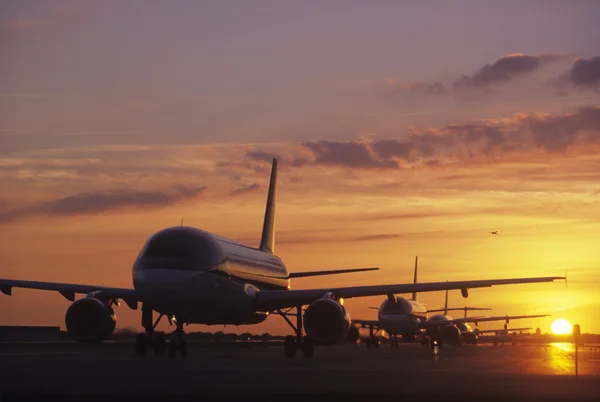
[6,17,34,32]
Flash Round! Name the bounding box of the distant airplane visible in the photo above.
[489,231,499,235]
[354,258,550,348]
[475,326,533,347]
[422,290,548,348]
[0,159,564,359]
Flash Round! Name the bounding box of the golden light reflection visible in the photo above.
[547,342,575,375]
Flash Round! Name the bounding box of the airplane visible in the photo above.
[489,231,499,235]
[353,258,546,348]
[0,159,565,359]
[474,326,532,347]
[423,289,549,348]
[356,257,490,347]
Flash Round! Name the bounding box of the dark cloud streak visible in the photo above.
[0,185,207,223]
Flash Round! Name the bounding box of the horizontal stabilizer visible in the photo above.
[289,267,379,279]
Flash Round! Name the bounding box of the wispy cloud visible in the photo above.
[455,53,568,89]
[0,184,207,223]
[228,183,261,197]
[244,106,600,171]
[4,17,35,32]
[382,53,569,98]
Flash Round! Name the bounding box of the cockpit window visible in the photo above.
[144,231,197,259]
[137,229,222,271]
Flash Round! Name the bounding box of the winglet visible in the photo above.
[411,256,418,301]
[259,158,277,253]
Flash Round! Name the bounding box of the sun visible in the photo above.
[551,319,572,335]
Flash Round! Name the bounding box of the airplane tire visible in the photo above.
[303,337,314,358]
[168,339,177,357]
[373,339,379,348]
[179,340,187,357]
[153,332,166,356]
[135,334,148,356]
[284,335,296,358]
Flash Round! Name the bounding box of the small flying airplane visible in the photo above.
[489,231,499,235]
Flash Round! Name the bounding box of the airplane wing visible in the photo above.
[288,267,379,278]
[420,314,548,330]
[0,279,140,309]
[427,307,492,313]
[449,314,549,325]
[476,327,532,335]
[352,319,381,329]
[256,276,564,311]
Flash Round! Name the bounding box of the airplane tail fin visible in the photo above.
[411,256,418,301]
[259,158,277,253]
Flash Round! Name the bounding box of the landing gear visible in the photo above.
[365,327,380,349]
[420,336,429,347]
[135,304,166,357]
[278,306,314,358]
[390,335,399,348]
[168,322,187,358]
[365,336,379,348]
[135,305,184,357]
[153,332,167,356]
[284,335,296,357]
[431,337,444,350]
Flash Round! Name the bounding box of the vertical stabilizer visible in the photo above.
[411,256,418,301]
[443,285,449,315]
[259,158,277,253]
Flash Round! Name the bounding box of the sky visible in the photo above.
[1,0,600,335]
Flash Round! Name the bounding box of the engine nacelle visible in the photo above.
[303,298,351,346]
[441,324,462,344]
[65,298,116,342]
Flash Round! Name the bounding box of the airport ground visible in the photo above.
[0,341,599,401]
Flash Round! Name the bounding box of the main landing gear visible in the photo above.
[364,327,380,348]
[135,304,187,358]
[277,306,314,358]
[390,334,399,348]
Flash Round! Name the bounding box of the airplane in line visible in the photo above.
[354,257,549,348]
[422,289,548,348]
[475,327,532,347]
[0,159,564,358]
[489,231,499,235]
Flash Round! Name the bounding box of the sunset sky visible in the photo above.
[1,0,599,335]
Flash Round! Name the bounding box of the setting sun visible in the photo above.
[551,319,572,335]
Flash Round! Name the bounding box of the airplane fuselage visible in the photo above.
[376,297,428,338]
[132,226,289,325]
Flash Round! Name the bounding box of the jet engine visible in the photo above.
[441,324,462,345]
[65,297,116,342]
[303,297,351,346]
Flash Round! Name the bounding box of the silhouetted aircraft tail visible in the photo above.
[259,158,277,253]
[411,256,418,301]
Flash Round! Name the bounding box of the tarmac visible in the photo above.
[0,341,599,401]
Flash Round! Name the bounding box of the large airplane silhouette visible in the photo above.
[0,159,564,358]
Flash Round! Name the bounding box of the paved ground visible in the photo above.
[0,341,599,401]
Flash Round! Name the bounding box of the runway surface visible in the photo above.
[0,341,599,401]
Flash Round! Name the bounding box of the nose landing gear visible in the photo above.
[134,305,187,357]
[168,321,187,358]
